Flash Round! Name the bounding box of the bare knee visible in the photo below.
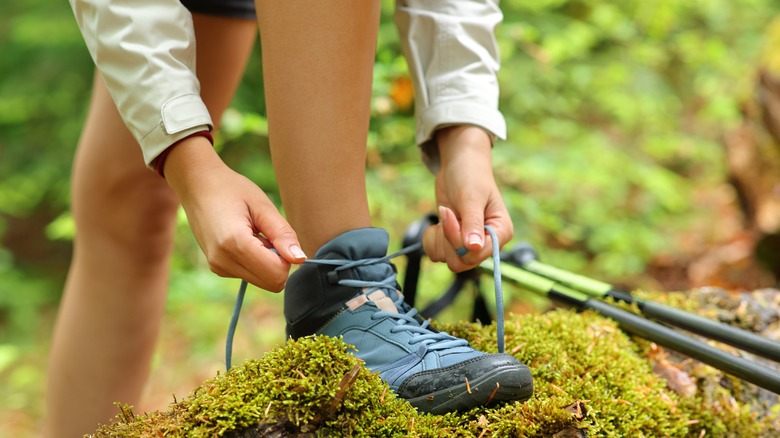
[72,170,180,264]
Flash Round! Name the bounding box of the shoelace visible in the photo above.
[225,225,505,370]
[305,246,471,353]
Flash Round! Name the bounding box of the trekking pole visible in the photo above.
[502,243,780,363]
[401,214,437,310]
[400,214,493,323]
[479,260,780,394]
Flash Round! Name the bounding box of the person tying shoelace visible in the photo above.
[44,1,533,436]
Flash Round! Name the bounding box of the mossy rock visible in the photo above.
[90,308,779,437]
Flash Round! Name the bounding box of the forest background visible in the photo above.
[2,0,780,436]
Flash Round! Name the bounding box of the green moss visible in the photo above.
[92,309,776,437]
[441,310,689,437]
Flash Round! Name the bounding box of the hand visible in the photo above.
[164,137,306,291]
[422,125,514,272]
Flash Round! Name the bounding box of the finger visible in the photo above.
[422,224,445,263]
[484,199,515,250]
[455,194,486,252]
[485,219,514,250]
[438,205,464,253]
[231,237,292,292]
[255,234,273,249]
[249,201,307,264]
[425,206,489,270]
[422,226,468,271]
[206,232,292,292]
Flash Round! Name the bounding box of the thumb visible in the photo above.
[455,196,486,251]
[438,205,464,251]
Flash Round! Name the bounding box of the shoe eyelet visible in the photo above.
[326,271,341,284]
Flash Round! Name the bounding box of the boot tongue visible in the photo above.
[315,228,389,260]
[315,228,395,284]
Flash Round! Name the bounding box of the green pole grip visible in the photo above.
[481,261,590,303]
[525,260,612,297]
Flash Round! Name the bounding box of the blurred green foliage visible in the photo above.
[1,0,779,432]
[495,0,775,280]
[0,0,777,334]
[1,0,778,337]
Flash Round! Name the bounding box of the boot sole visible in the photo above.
[405,362,534,414]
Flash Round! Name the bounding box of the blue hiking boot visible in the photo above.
[284,228,533,414]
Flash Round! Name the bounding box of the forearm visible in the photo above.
[394,0,506,172]
[69,0,213,166]
[436,125,493,173]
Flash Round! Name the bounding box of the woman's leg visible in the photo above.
[43,14,256,438]
[255,0,380,256]
[256,2,535,415]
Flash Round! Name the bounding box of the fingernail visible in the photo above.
[438,206,447,224]
[290,245,307,259]
[468,233,483,247]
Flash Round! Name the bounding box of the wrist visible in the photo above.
[435,125,493,170]
[154,131,214,177]
[163,135,226,195]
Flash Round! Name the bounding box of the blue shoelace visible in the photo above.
[225,225,505,370]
